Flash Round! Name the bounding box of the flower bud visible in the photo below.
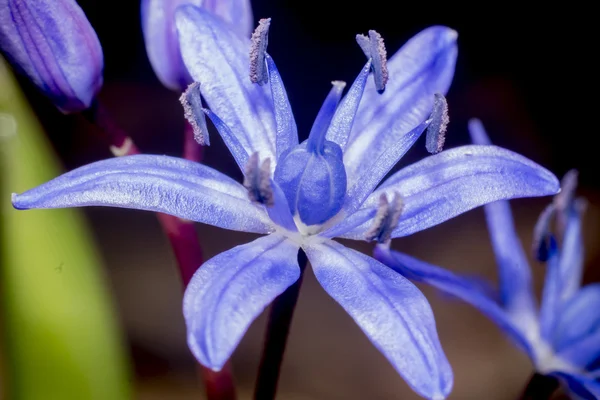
[141,0,253,91]
[0,0,104,113]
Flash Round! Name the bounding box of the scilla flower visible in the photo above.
[376,120,598,399]
[0,0,103,112]
[12,7,559,399]
[141,0,253,91]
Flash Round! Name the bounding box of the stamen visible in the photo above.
[355,30,388,93]
[109,137,134,157]
[249,18,271,85]
[307,80,346,153]
[426,93,449,154]
[365,192,404,243]
[554,169,578,212]
[532,203,556,262]
[180,82,210,146]
[243,152,274,206]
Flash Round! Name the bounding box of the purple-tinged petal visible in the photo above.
[554,284,600,352]
[142,0,253,91]
[343,26,458,185]
[11,154,272,234]
[176,5,276,160]
[539,241,561,342]
[558,203,585,302]
[305,240,453,399]
[374,245,535,359]
[468,118,537,321]
[340,145,560,240]
[184,234,300,370]
[554,372,600,400]
[324,60,371,149]
[0,0,103,112]
[484,201,537,325]
[266,55,298,157]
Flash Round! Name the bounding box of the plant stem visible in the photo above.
[183,121,204,163]
[82,100,235,400]
[519,373,559,400]
[253,250,308,400]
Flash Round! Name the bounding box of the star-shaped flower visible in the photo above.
[11,6,559,399]
[376,120,597,399]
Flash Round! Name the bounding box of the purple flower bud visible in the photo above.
[141,0,253,91]
[0,0,104,113]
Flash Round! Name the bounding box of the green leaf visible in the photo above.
[0,57,131,399]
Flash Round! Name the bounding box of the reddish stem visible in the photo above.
[82,100,235,400]
[183,121,204,163]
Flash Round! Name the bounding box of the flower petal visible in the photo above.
[554,284,600,351]
[554,372,600,400]
[176,5,276,160]
[484,201,537,324]
[11,154,272,234]
[305,240,453,399]
[0,0,103,112]
[184,234,300,369]
[558,203,585,302]
[340,145,560,240]
[266,55,298,158]
[539,241,562,341]
[374,245,535,359]
[468,119,537,322]
[343,26,458,185]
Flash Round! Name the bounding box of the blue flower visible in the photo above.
[11,6,560,399]
[141,0,253,91]
[0,0,103,112]
[375,119,599,400]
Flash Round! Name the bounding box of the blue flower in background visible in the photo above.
[12,6,560,399]
[141,0,253,91]
[375,119,599,400]
[0,0,103,112]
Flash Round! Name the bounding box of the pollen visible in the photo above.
[243,152,274,207]
[366,192,404,243]
[426,93,449,154]
[180,82,210,146]
[249,18,271,85]
[356,30,388,93]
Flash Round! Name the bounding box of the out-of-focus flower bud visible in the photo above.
[141,0,253,91]
[0,0,104,113]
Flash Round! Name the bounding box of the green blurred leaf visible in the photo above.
[0,57,131,399]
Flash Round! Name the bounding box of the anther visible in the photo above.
[355,30,388,93]
[365,192,404,243]
[532,203,556,262]
[249,18,271,85]
[243,152,274,206]
[180,82,210,146]
[426,93,449,154]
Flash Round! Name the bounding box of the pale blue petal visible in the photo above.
[554,284,600,351]
[539,241,561,341]
[184,234,300,370]
[343,26,458,185]
[374,245,535,359]
[558,204,585,302]
[484,201,537,323]
[199,0,253,38]
[324,61,371,149]
[342,120,428,216]
[340,145,560,240]
[203,108,249,171]
[305,240,453,399]
[266,55,298,158]
[176,5,276,160]
[11,154,272,234]
[468,119,537,320]
[554,372,600,400]
[267,181,298,232]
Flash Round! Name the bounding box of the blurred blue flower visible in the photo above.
[375,119,599,400]
[141,0,253,91]
[0,0,103,112]
[12,6,560,399]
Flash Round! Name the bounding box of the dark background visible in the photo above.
[8,1,600,399]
